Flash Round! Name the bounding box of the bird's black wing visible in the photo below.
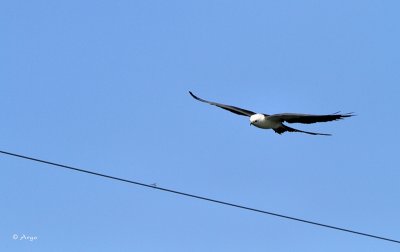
[189,91,256,117]
[268,112,354,124]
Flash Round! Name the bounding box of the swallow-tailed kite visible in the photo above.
[189,91,354,136]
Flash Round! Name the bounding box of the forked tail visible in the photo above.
[274,125,331,136]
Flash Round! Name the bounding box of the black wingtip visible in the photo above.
[331,112,356,121]
[332,111,356,116]
[341,112,356,118]
[188,91,198,99]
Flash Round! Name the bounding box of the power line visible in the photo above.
[1,149,399,244]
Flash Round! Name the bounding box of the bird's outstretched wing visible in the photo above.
[268,112,354,124]
[189,91,256,117]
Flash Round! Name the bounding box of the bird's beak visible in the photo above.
[250,122,253,126]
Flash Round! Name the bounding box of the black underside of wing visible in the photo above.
[189,91,255,117]
[272,112,354,124]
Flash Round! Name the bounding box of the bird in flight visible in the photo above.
[189,91,354,136]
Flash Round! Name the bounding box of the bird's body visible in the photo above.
[189,91,354,136]
[250,114,280,129]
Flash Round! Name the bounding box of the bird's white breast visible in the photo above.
[250,114,280,129]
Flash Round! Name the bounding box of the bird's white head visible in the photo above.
[250,113,265,127]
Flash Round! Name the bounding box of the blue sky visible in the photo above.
[1,0,400,251]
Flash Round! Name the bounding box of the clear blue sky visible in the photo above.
[1,0,400,251]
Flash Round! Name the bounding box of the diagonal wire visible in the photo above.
[1,149,399,244]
